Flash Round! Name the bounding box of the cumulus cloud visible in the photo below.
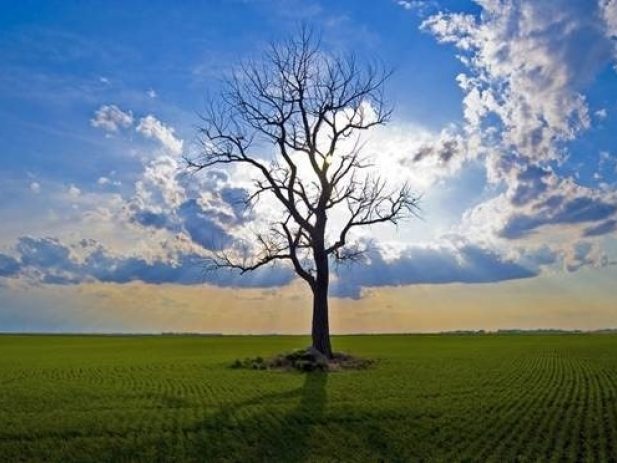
[132,155,184,209]
[359,123,473,193]
[68,184,81,198]
[423,0,617,263]
[410,128,467,164]
[17,237,73,269]
[0,254,20,277]
[97,176,121,187]
[129,192,246,252]
[396,0,437,16]
[423,0,613,163]
[459,172,617,248]
[90,106,183,156]
[564,241,610,272]
[29,182,40,193]
[8,11,616,298]
[488,165,617,239]
[500,195,617,239]
[601,0,617,42]
[331,239,539,299]
[583,219,617,237]
[123,149,251,252]
[176,199,234,250]
[90,105,134,132]
[136,115,183,156]
[1,232,551,297]
[3,236,294,288]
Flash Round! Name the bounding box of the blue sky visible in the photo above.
[1,0,616,333]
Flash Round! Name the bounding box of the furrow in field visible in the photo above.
[524,347,571,461]
[3,335,617,462]
[540,351,581,462]
[484,351,566,461]
[453,352,549,460]
[466,351,553,460]
[577,357,604,462]
[505,349,570,461]
[558,355,587,462]
[594,358,617,461]
[438,352,533,458]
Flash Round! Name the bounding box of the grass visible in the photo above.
[1,334,616,462]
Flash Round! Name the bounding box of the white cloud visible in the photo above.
[331,236,542,298]
[29,182,40,194]
[422,0,612,164]
[397,0,416,9]
[133,155,184,210]
[396,0,436,16]
[97,176,121,187]
[68,184,81,198]
[600,0,617,44]
[421,0,617,268]
[147,88,157,98]
[595,108,608,119]
[90,105,134,132]
[7,4,617,293]
[461,170,617,241]
[358,122,472,193]
[136,115,183,156]
[563,241,610,272]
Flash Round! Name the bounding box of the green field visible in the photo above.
[1,334,617,462]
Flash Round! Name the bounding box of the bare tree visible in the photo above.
[187,29,418,358]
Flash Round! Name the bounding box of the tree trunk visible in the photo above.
[311,249,332,358]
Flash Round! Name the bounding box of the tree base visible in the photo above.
[231,347,374,372]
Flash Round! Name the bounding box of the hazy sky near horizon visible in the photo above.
[1,0,617,333]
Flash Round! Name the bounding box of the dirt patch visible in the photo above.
[230,347,374,372]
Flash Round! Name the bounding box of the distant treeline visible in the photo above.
[438,329,617,335]
[2,330,617,337]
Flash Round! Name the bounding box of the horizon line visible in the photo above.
[2,328,617,337]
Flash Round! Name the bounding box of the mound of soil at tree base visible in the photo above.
[231,347,374,372]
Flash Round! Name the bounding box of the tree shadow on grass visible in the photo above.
[190,372,328,462]
[90,370,417,462]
